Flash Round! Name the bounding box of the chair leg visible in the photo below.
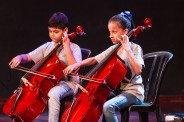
[12,117,19,122]
[156,106,163,122]
[139,112,148,122]
[101,114,106,122]
[121,110,129,122]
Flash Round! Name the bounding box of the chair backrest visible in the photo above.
[79,48,91,75]
[142,51,173,104]
[81,48,91,60]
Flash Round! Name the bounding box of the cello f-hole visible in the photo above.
[87,86,95,101]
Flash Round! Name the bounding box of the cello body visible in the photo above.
[61,54,127,122]
[3,51,66,122]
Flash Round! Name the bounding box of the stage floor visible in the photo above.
[0,110,157,122]
[1,95,184,122]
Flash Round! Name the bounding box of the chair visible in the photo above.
[81,48,91,60]
[79,48,91,75]
[121,51,173,122]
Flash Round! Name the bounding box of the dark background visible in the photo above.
[0,0,183,99]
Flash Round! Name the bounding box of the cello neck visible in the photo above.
[85,29,134,77]
[21,43,62,79]
[85,43,121,77]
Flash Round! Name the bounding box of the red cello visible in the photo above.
[61,18,152,122]
[3,26,85,122]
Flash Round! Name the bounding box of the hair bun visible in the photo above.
[120,11,132,20]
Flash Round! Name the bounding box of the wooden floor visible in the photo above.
[0,95,184,122]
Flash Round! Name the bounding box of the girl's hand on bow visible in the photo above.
[63,62,81,74]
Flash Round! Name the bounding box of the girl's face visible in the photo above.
[48,27,66,43]
[108,22,128,44]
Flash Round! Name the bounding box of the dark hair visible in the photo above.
[108,11,135,31]
[109,11,136,41]
[48,12,69,30]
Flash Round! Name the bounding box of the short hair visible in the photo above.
[48,12,69,30]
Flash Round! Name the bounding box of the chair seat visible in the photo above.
[132,103,152,107]
[130,103,157,112]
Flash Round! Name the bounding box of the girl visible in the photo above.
[63,11,144,122]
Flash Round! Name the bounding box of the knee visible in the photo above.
[48,88,60,99]
[103,102,115,113]
[103,102,108,112]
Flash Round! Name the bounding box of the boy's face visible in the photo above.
[48,27,65,43]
